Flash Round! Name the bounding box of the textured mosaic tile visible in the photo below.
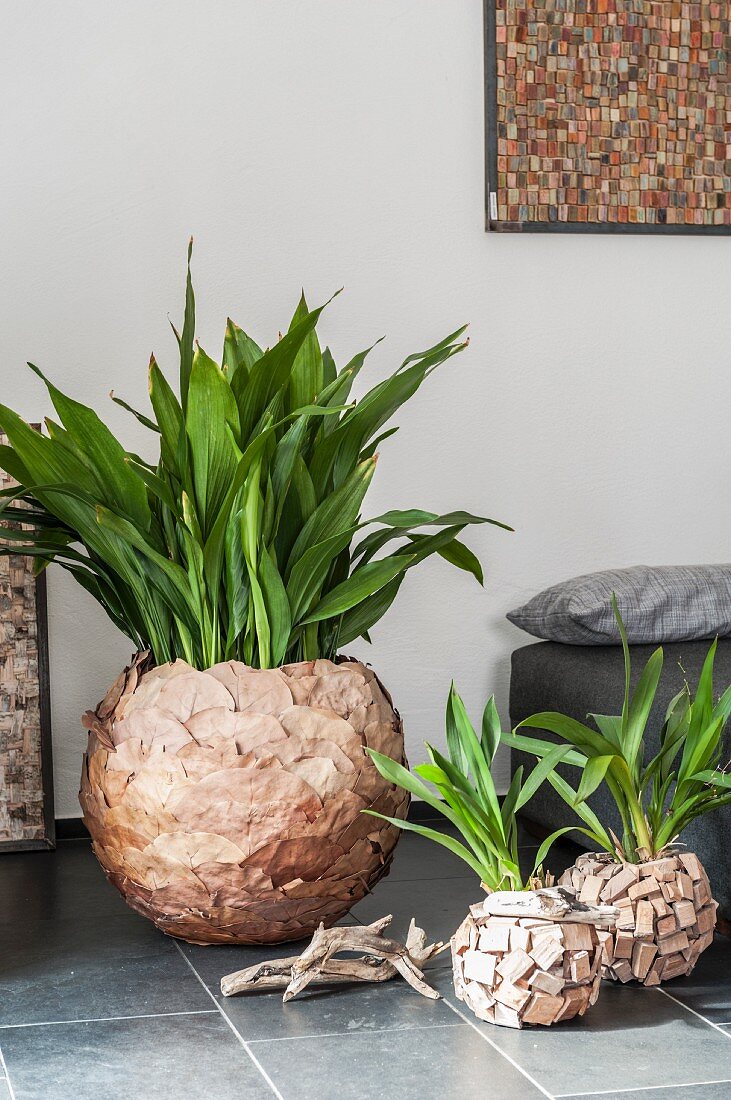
[488,0,731,229]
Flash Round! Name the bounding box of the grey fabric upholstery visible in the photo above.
[507,564,731,644]
[509,639,731,918]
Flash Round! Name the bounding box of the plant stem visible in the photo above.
[615,760,653,859]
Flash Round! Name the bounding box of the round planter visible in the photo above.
[560,851,717,985]
[79,655,408,945]
[451,894,606,1028]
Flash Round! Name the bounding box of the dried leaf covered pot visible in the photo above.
[80,654,409,944]
[560,851,717,985]
[451,889,618,1029]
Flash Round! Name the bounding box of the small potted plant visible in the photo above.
[0,244,507,945]
[368,685,618,1028]
[508,598,729,985]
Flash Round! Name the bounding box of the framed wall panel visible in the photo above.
[0,434,55,852]
[484,0,731,233]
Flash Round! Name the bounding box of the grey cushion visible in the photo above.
[509,639,731,918]
[507,564,731,644]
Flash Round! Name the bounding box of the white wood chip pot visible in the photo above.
[451,889,619,1029]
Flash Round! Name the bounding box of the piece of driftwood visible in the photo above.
[221,915,445,1001]
[451,888,619,1029]
[477,887,618,926]
[561,851,718,985]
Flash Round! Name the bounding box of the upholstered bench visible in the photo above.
[509,639,731,920]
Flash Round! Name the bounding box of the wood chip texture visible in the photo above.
[451,890,606,1029]
[0,440,51,846]
[560,851,717,985]
[79,655,408,944]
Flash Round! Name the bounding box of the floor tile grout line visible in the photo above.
[173,941,285,1100]
[0,1045,16,1100]
[440,995,555,1100]
[655,986,731,1039]
[247,1021,465,1044]
[555,1079,731,1097]
[0,1009,219,1031]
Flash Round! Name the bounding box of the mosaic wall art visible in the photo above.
[0,434,54,851]
[484,0,731,232]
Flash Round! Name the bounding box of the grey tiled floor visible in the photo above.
[1,826,730,1099]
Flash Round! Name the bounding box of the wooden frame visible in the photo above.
[484,0,731,235]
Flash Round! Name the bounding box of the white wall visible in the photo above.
[2,1,730,817]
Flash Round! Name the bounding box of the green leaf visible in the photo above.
[179,238,195,410]
[361,811,486,879]
[435,536,484,585]
[149,357,184,474]
[689,769,731,789]
[27,364,151,533]
[365,748,466,830]
[623,646,663,773]
[287,457,375,574]
[546,771,615,853]
[223,318,262,383]
[109,393,160,433]
[612,592,632,728]
[574,754,616,805]
[258,548,291,667]
[336,575,404,646]
[481,695,501,763]
[288,292,324,413]
[286,525,359,624]
[186,346,240,533]
[501,730,587,769]
[299,555,414,625]
[518,713,618,759]
[590,713,622,748]
[531,826,596,877]
[446,684,503,836]
[369,508,508,530]
[514,743,572,811]
[235,293,338,443]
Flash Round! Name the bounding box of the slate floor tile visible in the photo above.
[385,830,476,881]
[3,829,730,1099]
[0,1014,273,1100]
[179,921,458,1042]
[222,968,457,1042]
[177,915,359,992]
[0,940,211,1026]
[655,935,731,1023]
[561,1085,731,1100]
[349,874,481,947]
[567,1086,731,1095]
[431,969,731,1096]
[252,1022,547,1100]
[0,841,127,926]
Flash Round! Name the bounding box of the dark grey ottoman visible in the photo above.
[510,640,731,919]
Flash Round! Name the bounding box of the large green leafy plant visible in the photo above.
[507,598,731,862]
[0,246,506,670]
[367,684,572,891]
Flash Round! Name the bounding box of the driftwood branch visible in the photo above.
[220,916,445,1002]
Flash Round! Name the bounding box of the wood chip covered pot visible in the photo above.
[561,851,717,985]
[451,888,618,1029]
[79,654,408,944]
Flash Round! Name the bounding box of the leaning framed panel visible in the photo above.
[484,0,731,233]
[0,433,55,851]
